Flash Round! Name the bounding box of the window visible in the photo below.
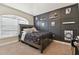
[0,15,29,39]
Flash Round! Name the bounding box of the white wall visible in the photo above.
[0,4,34,25]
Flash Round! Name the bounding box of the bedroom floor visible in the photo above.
[0,37,73,55]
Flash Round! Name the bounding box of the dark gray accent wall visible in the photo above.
[34,3,79,42]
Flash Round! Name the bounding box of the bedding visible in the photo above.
[23,27,38,32]
[21,31,52,45]
[19,24,53,53]
[21,31,27,41]
[23,28,33,33]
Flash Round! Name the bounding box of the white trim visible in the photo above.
[0,35,18,39]
[62,21,75,24]
[0,40,18,46]
[53,40,71,46]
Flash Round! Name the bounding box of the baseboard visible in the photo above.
[0,35,18,39]
[53,40,71,46]
[0,40,18,46]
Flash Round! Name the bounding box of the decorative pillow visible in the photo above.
[21,31,27,41]
[23,27,38,33]
[31,27,38,32]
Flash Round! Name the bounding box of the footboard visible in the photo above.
[19,31,53,53]
[40,38,53,53]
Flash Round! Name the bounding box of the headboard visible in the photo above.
[19,24,33,39]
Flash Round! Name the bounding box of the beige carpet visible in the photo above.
[0,41,72,55]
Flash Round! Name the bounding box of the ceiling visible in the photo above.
[3,3,75,16]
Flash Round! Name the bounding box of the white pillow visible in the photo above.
[31,27,38,32]
[23,27,38,32]
[21,31,27,41]
[23,28,32,33]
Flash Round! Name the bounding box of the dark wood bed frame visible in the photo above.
[19,38,52,53]
[18,24,53,53]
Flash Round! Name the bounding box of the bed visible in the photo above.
[19,25,53,53]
